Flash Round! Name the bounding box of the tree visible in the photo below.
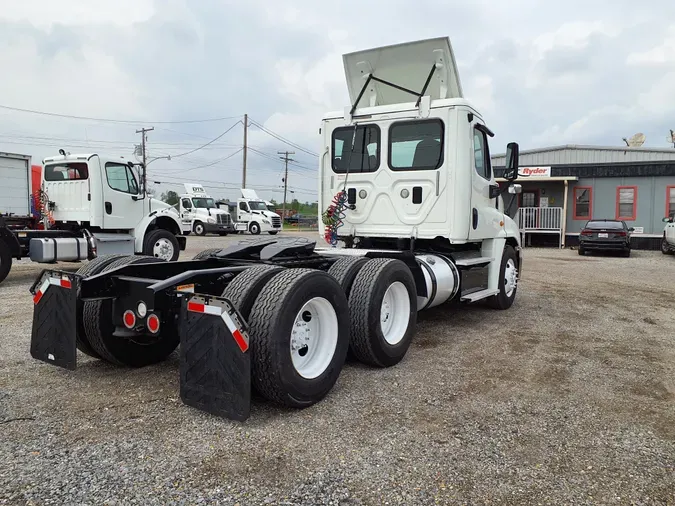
[160,190,179,206]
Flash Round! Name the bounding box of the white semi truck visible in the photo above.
[0,150,185,284]
[222,189,283,235]
[177,183,238,236]
[29,37,523,422]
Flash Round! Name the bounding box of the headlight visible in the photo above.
[207,217,216,224]
[262,219,270,224]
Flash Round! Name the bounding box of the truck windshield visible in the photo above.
[192,198,216,209]
[44,162,89,181]
[249,201,268,211]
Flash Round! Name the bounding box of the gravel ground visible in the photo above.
[1,234,675,505]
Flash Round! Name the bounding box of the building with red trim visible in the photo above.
[492,144,675,249]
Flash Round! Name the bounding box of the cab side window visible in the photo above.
[473,128,491,180]
[105,163,139,194]
[182,198,192,209]
[239,202,248,212]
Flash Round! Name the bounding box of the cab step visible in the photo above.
[454,256,493,268]
[460,288,499,302]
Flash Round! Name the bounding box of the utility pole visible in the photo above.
[242,114,248,188]
[278,150,295,221]
[136,126,154,196]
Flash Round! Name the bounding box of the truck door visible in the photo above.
[180,198,194,230]
[468,123,503,241]
[238,201,250,223]
[100,160,144,229]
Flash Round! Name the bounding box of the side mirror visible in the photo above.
[664,217,673,223]
[503,142,519,181]
[508,184,522,194]
[628,227,635,232]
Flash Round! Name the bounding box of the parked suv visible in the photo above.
[662,213,675,255]
[578,219,634,257]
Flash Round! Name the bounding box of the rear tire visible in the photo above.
[578,247,585,256]
[249,222,261,235]
[83,255,179,367]
[327,257,370,296]
[193,221,206,236]
[0,240,12,285]
[221,264,286,321]
[487,245,519,310]
[75,254,128,358]
[347,258,417,367]
[143,229,179,261]
[662,236,673,255]
[247,268,350,407]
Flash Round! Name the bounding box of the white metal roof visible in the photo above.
[491,144,675,166]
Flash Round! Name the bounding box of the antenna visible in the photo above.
[622,132,645,147]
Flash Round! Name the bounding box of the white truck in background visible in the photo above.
[222,189,283,235]
[0,150,186,284]
[177,183,239,236]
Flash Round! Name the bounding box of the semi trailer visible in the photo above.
[0,150,186,285]
[29,36,523,422]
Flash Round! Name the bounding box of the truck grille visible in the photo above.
[216,214,231,225]
[271,216,281,228]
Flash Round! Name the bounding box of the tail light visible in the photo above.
[123,310,136,329]
[615,231,626,237]
[147,314,160,334]
[581,229,593,236]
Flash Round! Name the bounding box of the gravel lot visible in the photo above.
[1,234,675,505]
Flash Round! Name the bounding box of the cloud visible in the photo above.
[1,1,675,204]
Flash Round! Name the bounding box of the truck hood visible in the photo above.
[251,210,279,218]
[150,198,179,216]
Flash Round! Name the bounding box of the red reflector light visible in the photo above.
[123,310,136,329]
[147,314,160,334]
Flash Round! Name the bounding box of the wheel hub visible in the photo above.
[290,297,338,379]
[379,282,410,346]
[504,259,518,297]
[153,238,174,260]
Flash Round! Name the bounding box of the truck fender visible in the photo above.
[133,209,185,253]
[0,219,22,259]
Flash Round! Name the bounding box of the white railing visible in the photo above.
[515,207,564,248]
[516,207,563,231]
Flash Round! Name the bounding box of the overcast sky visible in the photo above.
[1,0,674,203]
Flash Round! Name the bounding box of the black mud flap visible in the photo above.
[29,270,80,371]
[179,293,251,422]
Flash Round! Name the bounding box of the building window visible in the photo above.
[388,119,444,171]
[616,186,637,221]
[573,186,592,220]
[332,124,380,174]
[667,185,675,218]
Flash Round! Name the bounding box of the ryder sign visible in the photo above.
[518,166,551,178]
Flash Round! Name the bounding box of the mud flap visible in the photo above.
[29,270,80,370]
[179,294,251,422]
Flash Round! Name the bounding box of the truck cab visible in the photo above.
[319,37,521,246]
[37,152,185,261]
[229,189,283,235]
[178,184,236,236]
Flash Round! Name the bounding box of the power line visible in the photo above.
[167,120,242,158]
[248,147,316,172]
[248,117,319,157]
[0,103,243,125]
[160,148,243,173]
